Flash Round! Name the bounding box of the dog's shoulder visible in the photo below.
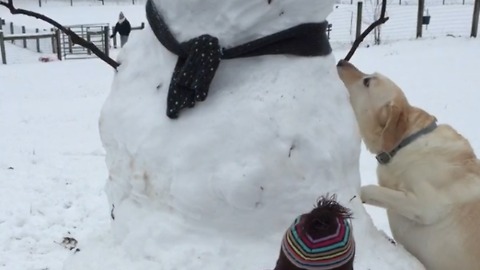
[377,123,480,191]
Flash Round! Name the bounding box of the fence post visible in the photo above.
[68,35,73,53]
[39,0,42,7]
[416,0,425,38]
[70,0,73,6]
[112,27,117,48]
[374,0,381,44]
[35,28,41,52]
[22,25,27,48]
[356,1,363,38]
[0,31,6,64]
[472,0,480,37]
[55,29,62,60]
[51,28,56,53]
[103,26,110,57]
[9,22,13,43]
[86,32,91,55]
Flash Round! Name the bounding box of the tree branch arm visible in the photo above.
[0,0,119,69]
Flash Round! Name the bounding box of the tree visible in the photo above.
[0,0,119,69]
[1,0,389,67]
[343,0,389,61]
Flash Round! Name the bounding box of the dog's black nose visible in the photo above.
[337,59,347,67]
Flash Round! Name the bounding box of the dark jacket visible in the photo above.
[112,19,131,36]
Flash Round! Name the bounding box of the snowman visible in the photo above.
[65,0,424,269]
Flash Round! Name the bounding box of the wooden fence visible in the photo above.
[0,18,145,64]
[0,30,61,64]
[328,0,480,45]
[36,0,139,7]
[1,19,56,54]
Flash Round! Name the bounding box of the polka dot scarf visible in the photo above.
[146,0,332,119]
[167,35,221,118]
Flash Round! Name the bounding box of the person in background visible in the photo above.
[111,12,131,48]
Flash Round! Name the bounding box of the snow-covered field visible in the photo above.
[1,1,478,53]
[0,44,113,269]
[1,1,480,270]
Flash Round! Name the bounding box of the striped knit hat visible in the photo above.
[274,195,355,270]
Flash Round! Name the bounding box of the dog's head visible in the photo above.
[336,60,434,154]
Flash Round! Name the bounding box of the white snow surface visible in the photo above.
[65,1,423,269]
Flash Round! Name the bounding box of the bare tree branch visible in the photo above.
[0,0,119,69]
[343,0,389,61]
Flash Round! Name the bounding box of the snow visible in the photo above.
[70,0,421,269]
[1,1,479,270]
[0,52,113,270]
[0,2,146,28]
[2,1,477,49]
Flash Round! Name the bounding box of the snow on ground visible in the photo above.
[0,2,146,29]
[0,42,43,64]
[1,1,477,52]
[85,0,418,266]
[0,48,113,270]
[0,1,480,270]
[2,35,479,270]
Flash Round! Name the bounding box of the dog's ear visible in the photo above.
[380,102,407,152]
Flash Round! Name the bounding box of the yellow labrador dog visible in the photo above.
[336,60,480,270]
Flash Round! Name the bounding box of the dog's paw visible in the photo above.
[360,185,382,206]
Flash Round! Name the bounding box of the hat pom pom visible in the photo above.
[305,194,353,238]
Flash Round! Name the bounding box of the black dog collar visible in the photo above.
[376,121,438,165]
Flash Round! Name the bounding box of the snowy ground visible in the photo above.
[2,35,479,270]
[1,1,478,53]
[0,45,114,270]
[1,2,480,270]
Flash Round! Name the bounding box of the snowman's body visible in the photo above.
[65,0,425,269]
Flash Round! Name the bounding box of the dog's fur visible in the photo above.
[337,60,480,270]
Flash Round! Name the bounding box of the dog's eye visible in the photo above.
[363,77,371,87]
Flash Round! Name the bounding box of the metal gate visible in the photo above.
[60,23,110,60]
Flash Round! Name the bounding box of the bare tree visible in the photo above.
[343,0,389,61]
[0,0,120,69]
[1,0,388,66]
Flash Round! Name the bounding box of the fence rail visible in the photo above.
[335,0,476,5]
[0,17,145,64]
[1,2,478,63]
[34,0,142,7]
[0,30,59,64]
[326,1,480,46]
[59,23,110,60]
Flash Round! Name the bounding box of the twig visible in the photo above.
[0,0,119,69]
[344,0,389,61]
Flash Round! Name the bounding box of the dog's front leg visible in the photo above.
[361,185,448,225]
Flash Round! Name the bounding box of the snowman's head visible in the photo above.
[148,0,335,47]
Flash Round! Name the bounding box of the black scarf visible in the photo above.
[146,0,332,119]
